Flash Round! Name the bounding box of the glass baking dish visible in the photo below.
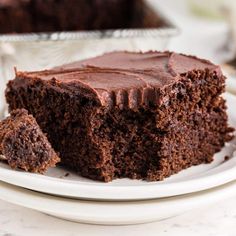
[0,0,179,116]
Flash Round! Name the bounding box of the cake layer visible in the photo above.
[5,51,234,182]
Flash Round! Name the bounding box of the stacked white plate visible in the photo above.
[0,92,236,225]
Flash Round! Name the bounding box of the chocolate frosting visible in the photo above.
[15,51,222,109]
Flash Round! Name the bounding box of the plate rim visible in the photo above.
[0,180,236,225]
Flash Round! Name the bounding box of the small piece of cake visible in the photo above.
[0,109,60,173]
[5,51,234,182]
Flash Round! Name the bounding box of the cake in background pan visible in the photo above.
[0,0,164,34]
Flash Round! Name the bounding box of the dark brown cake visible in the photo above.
[0,108,60,173]
[0,0,163,34]
[5,51,234,182]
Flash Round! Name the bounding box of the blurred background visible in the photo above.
[159,0,235,63]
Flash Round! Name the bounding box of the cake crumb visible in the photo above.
[59,172,70,178]
[224,155,230,161]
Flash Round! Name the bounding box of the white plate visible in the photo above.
[0,180,236,225]
[0,93,235,201]
[226,73,236,95]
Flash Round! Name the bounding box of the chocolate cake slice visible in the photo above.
[0,109,60,173]
[5,51,234,182]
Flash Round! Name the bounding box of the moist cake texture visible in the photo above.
[5,51,234,182]
[0,0,162,34]
[0,108,60,173]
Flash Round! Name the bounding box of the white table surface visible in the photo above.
[1,0,236,235]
